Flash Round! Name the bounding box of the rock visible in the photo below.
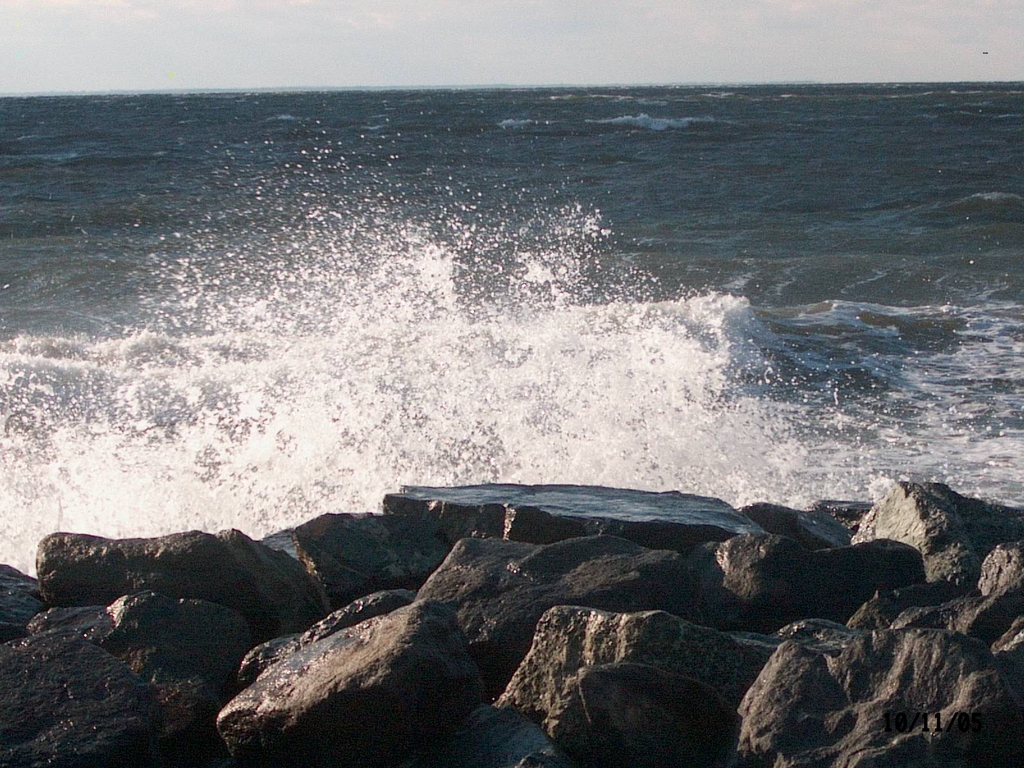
[397,704,575,768]
[688,534,925,632]
[0,633,156,767]
[809,499,873,535]
[569,663,738,768]
[738,629,1023,768]
[498,606,774,716]
[852,482,1024,586]
[0,563,43,641]
[236,588,416,687]
[385,484,763,554]
[27,591,252,768]
[259,529,299,561]
[992,621,1024,709]
[892,591,1024,646]
[217,600,484,768]
[993,616,1024,653]
[739,503,852,549]
[417,535,701,697]
[36,529,329,643]
[774,619,866,654]
[292,513,450,607]
[978,540,1024,596]
[846,579,969,630]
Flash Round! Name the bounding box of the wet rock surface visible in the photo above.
[385,483,763,553]
[739,502,852,550]
[0,633,157,768]
[0,564,43,641]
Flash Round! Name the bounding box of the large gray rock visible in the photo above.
[846,580,969,630]
[36,529,329,643]
[236,588,417,687]
[853,482,1024,586]
[498,605,774,714]
[27,591,252,767]
[385,484,763,554]
[891,544,1024,646]
[292,513,450,607]
[738,629,1023,768]
[739,503,852,549]
[416,535,702,697]
[0,633,157,767]
[216,600,484,768]
[689,533,925,632]
[0,563,43,641]
[398,704,576,768]
[992,619,1024,709]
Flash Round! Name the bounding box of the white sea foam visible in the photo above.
[499,119,536,129]
[588,114,712,131]
[0,205,828,575]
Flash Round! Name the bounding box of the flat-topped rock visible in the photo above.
[385,484,763,553]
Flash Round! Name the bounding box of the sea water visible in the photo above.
[1,84,1022,574]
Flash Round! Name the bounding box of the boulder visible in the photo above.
[498,606,774,715]
[774,618,866,654]
[688,534,925,632]
[291,513,449,607]
[978,540,1024,597]
[416,535,701,697]
[892,592,1024,646]
[739,503,851,549]
[569,663,738,768]
[0,563,43,641]
[738,629,1023,768]
[0,633,157,767]
[216,600,484,768]
[384,484,763,554]
[852,482,1024,586]
[27,591,252,767]
[808,499,873,535]
[846,580,969,630]
[397,704,575,768]
[236,588,416,687]
[36,529,329,643]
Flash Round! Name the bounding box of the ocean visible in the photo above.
[1,84,1022,574]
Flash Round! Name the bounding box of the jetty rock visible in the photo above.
[853,481,1024,586]
[36,528,329,643]
[290,512,450,608]
[737,629,1023,767]
[384,483,763,553]
[416,534,701,698]
[397,704,575,768]
[0,563,43,641]
[26,590,251,766]
[0,633,157,767]
[237,588,416,688]
[687,533,926,632]
[217,600,484,768]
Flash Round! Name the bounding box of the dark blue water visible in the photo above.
[2,84,1022,573]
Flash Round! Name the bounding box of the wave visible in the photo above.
[587,114,713,131]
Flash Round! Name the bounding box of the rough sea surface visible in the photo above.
[1,84,1022,574]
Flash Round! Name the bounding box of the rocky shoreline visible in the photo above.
[2,481,1023,767]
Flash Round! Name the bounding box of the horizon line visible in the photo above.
[2,78,1022,99]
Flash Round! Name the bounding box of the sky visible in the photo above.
[1,0,1020,94]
